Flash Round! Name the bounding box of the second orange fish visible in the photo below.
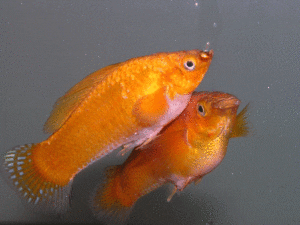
[91,91,249,223]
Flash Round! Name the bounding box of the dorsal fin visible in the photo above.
[43,63,120,134]
[230,103,250,138]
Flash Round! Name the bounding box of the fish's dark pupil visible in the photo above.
[198,105,204,113]
[187,61,194,67]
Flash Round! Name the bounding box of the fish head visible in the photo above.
[185,91,241,147]
[163,49,214,99]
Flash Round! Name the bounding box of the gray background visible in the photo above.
[0,1,299,224]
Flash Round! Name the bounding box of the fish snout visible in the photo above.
[215,96,241,110]
[224,96,241,109]
[199,49,214,62]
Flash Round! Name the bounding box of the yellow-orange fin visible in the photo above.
[90,166,133,224]
[43,63,120,134]
[230,103,251,138]
[1,144,73,214]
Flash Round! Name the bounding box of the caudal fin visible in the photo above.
[1,144,72,214]
[90,166,134,224]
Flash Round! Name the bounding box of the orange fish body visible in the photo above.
[91,91,249,222]
[1,50,213,213]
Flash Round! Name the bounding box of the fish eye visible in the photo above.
[197,104,205,116]
[184,60,196,71]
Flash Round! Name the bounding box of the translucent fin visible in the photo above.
[90,166,133,224]
[1,144,73,215]
[135,132,161,150]
[118,132,161,157]
[230,103,250,138]
[44,63,120,134]
[117,143,135,157]
[194,177,202,186]
[167,186,177,202]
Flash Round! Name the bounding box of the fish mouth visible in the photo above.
[199,49,214,62]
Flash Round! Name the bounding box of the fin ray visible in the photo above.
[43,63,120,134]
[230,103,250,138]
[1,144,73,214]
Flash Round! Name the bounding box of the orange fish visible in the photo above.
[91,91,249,223]
[1,49,213,213]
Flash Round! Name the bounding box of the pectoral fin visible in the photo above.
[230,103,250,138]
[132,87,169,127]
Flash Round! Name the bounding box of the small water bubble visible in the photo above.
[204,42,210,51]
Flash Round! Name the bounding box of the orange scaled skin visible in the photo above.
[91,92,249,222]
[38,49,213,184]
[1,50,213,213]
